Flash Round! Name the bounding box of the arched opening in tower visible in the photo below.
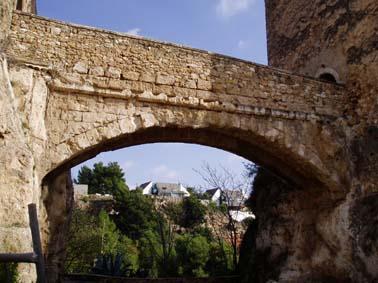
[16,0,23,11]
[318,73,337,83]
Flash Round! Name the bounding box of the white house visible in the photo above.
[204,188,223,205]
[139,181,190,199]
[205,188,255,222]
[205,188,245,208]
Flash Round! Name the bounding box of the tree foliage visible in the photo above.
[65,208,102,273]
[64,207,138,275]
[181,195,207,229]
[76,162,128,197]
[67,160,250,278]
[196,162,255,270]
[0,263,18,283]
[176,234,210,277]
[165,195,207,229]
[113,189,157,240]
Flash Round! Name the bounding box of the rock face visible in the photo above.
[241,168,362,283]
[0,1,376,282]
[250,0,378,282]
[0,3,38,281]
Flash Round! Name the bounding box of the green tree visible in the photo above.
[64,208,102,273]
[0,263,18,283]
[176,234,210,277]
[155,213,178,277]
[113,189,157,240]
[181,195,207,229]
[99,209,122,255]
[138,231,159,278]
[65,207,139,275]
[99,210,139,274]
[165,195,207,229]
[117,235,139,274]
[76,162,128,197]
[206,241,233,276]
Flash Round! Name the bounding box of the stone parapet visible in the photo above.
[7,12,347,122]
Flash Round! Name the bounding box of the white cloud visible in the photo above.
[238,40,248,49]
[216,0,255,18]
[126,28,141,36]
[122,160,134,171]
[152,164,179,181]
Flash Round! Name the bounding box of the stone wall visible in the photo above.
[0,45,38,283]
[245,168,356,282]
[0,4,36,281]
[0,0,17,45]
[259,0,378,282]
[7,12,350,189]
[0,2,376,282]
[0,0,35,45]
[7,12,345,120]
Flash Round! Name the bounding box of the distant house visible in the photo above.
[205,188,245,209]
[204,188,224,206]
[205,188,255,222]
[139,181,190,199]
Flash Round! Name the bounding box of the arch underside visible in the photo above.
[46,126,315,187]
[42,91,347,196]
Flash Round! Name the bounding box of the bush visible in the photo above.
[176,234,210,277]
[0,263,18,283]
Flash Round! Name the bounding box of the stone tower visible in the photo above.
[259,0,378,282]
[0,0,36,44]
[265,0,377,121]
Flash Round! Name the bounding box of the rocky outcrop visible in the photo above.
[241,167,378,283]
[0,54,37,283]
[263,0,378,281]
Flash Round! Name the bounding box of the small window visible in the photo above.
[315,67,341,84]
[16,0,23,10]
[319,73,337,83]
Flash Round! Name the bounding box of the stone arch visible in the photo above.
[42,95,346,192]
[4,11,354,282]
[316,67,341,84]
[39,100,350,281]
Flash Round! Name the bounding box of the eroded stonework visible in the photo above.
[258,0,378,282]
[0,1,376,282]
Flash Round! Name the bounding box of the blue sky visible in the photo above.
[38,0,267,189]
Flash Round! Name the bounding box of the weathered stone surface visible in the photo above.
[73,61,88,74]
[0,2,376,282]
[0,55,39,282]
[259,1,378,282]
[0,0,16,46]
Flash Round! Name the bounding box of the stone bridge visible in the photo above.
[0,1,377,283]
[7,12,348,187]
